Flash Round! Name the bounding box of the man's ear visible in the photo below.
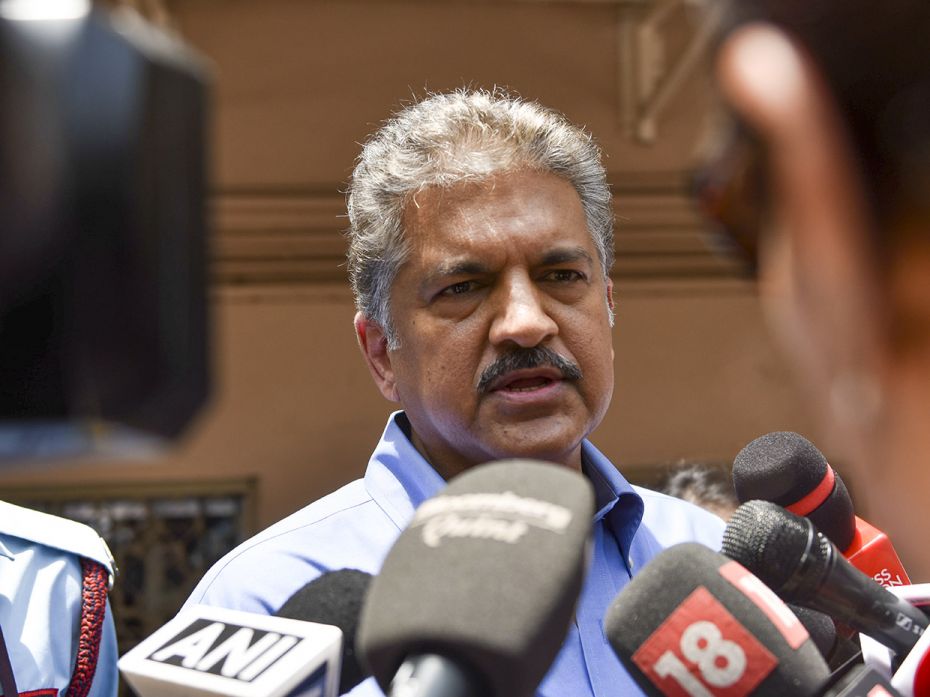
[354,312,399,402]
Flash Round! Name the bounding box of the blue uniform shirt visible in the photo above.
[185,412,724,696]
[0,501,118,697]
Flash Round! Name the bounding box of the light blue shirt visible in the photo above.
[185,412,724,696]
[0,502,118,697]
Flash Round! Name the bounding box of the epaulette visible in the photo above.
[0,500,116,586]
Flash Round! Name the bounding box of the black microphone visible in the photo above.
[787,604,863,673]
[356,459,594,697]
[791,605,840,661]
[276,569,372,695]
[732,432,910,586]
[857,583,930,696]
[604,542,830,696]
[721,501,927,655]
[733,432,857,549]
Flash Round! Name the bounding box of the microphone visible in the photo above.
[789,605,862,671]
[118,569,372,696]
[732,432,910,587]
[790,605,841,663]
[858,583,930,697]
[276,569,372,695]
[721,501,927,655]
[356,459,594,697]
[603,542,830,696]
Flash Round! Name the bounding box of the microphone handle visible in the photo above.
[388,655,486,697]
[817,554,928,655]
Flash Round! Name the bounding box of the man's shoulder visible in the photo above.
[633,485,726,551]
[185,478,404,613]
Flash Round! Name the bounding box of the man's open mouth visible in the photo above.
[488,367,566,394]
[476,347,583,395]
[498,376,557,392]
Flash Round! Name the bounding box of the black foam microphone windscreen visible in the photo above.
[604,542,830,696]
[722,501,927,654]
[276,569,372,695]
[732,432,856,550]
[356,459,594,697]
[789,605,838,662]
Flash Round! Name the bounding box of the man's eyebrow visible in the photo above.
[539,247,595,267]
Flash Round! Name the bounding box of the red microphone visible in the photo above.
[842,518,910,589]
[604,543,831,696]
[732,432,910,588]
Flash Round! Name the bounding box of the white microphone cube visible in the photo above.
[118,604,342,697]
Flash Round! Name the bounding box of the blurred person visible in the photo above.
[185,88,725,696]
[656,462,738,520]
[0,503,117,697]
[697,1,930,578]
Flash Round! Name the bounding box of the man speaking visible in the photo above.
[184,89,723,696]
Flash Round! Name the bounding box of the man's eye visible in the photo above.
[440,281,477,297]
[546,270,584,283]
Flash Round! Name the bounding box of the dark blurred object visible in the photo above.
[698,0,930,260]
[692,117,767,275]
[0,2,210,462]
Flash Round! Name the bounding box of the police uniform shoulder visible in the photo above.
[0,500,115,576]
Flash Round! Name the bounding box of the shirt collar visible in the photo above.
[366,412,646,551]
[363,412,448,528]
[580,440,645,554]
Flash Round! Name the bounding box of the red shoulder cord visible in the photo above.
[67,559,109,697]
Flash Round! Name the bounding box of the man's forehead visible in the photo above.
[403,170,588,239]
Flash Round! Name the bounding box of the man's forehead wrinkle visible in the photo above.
[420,197,513,252]
[402,170,595,276]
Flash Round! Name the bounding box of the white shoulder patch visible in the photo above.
[0,501,116,581]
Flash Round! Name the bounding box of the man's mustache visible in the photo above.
[476,347,583,394]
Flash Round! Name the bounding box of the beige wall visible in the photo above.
[189,0,713,188]
[0,1,829,532]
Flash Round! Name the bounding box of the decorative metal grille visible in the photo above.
[5,479,256,694]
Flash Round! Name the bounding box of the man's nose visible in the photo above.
[488,274,558,348]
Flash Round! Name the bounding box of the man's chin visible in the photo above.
[477,422,587,470]
[407,405,598,475]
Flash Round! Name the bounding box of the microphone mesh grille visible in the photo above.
[722,500,812,593]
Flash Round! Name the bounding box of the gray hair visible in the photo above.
[346,88,614,347]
